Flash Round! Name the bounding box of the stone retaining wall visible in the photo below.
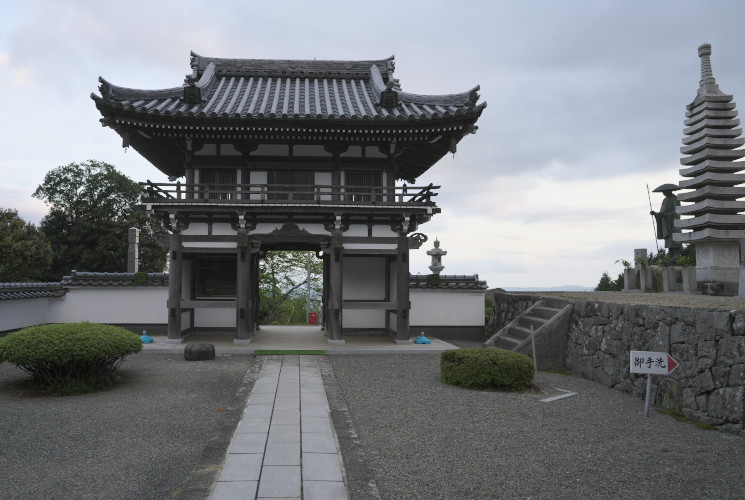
[491,293,745,434]
[486,292,541,335]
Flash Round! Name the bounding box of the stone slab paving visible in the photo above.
[211,355,348,500]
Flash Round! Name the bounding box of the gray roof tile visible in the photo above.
[409,274,488,290]
[93,54,485,123]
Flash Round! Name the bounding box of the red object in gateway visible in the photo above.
[308,312,317,324]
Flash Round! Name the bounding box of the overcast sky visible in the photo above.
[3,0,745,289]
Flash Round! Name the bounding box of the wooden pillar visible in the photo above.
[167,231,183,341]
[328,234,344,343]
[385,256,391,333]
[395,233,410,343]
[235,244,250,341]
[236,235,258,343]
[253,252,261,331]
[322,254,330,331]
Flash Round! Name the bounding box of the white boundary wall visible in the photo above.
[1,286,484,332]
[410,289,485,326]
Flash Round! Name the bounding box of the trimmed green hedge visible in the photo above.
[0,322,142,393]
[440,348,535,391]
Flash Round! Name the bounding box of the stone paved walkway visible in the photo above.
[210,355,348,500]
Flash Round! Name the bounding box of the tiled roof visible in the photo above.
[92,53,485,123]
[60,271,169,287]
[0,283,66,300]
[409,274,488,290]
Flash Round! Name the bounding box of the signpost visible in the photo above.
[630,350,680,417]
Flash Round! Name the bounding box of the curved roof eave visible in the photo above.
[95,76,184,102]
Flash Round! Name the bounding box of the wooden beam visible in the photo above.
[342,301,396,309]
[182,300,237,309]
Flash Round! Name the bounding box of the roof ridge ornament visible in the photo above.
[182,77,201,104]
[380,80,399,109]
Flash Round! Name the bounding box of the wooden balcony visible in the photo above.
[141,181,439,207]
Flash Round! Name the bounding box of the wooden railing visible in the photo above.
[141,181,439,206]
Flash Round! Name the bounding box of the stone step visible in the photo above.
[519,315,546,330]
[542,297,571,310]
[494,336,520,350]
[507,325,534,342]
[531,306,560,320]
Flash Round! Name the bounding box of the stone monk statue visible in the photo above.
[650,183,682,260]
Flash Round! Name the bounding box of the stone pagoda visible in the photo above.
[674,43,745,295]
[92,53,486,343]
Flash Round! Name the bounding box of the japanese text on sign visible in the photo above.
[630,351,679,375]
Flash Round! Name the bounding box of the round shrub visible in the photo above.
[440,348,535,391]
[0,322,142,394]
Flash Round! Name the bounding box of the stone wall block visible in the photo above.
[655,378,682,410]
[697,357,715,371]
[682,387,697,410]
[671,344,696,377]
[694,370,715,394]
[735,336,745,364]
[654,323,671,352]
[680,307,697,325]
[695,394,709,412]
[728,363,745,386]
[698,340,717,360]
[707,387,744,424]
[711,365,730,388]
[614,379,633,394]
[733,311,745,335]
[670,322,685,344]
[695,310,732,340]
[716,337,736,365]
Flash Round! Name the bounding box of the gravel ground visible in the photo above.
[330,354,745,500]
[0,353,252,500]
[528,291,745,310]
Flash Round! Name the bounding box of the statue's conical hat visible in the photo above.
[652,183,680,192]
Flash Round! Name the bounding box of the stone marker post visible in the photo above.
[127,227,140,273]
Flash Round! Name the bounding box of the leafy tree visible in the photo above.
[595,271,624,291]
[33,160,167,279]
[0,208,52,282]
[259,251,323,325]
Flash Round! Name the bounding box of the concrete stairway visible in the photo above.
[484,297,573,371]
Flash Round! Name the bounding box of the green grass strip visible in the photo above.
[253,350,327,355]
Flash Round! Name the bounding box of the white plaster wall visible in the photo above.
[373,225,398,237]
[344,225,368,237]
[213,223,235,236]
[182,223,209,236]
[296,223,328,234]
[343,309,385,328]
[343,256,386,300]
[48,288,168,324]
[0,299,52,331]
[410,290,484,326]
[194,308,235,328]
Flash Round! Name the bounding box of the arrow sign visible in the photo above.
[540,388,578,403]
[630,351,679,375]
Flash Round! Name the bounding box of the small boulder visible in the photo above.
[184,343,216,361]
